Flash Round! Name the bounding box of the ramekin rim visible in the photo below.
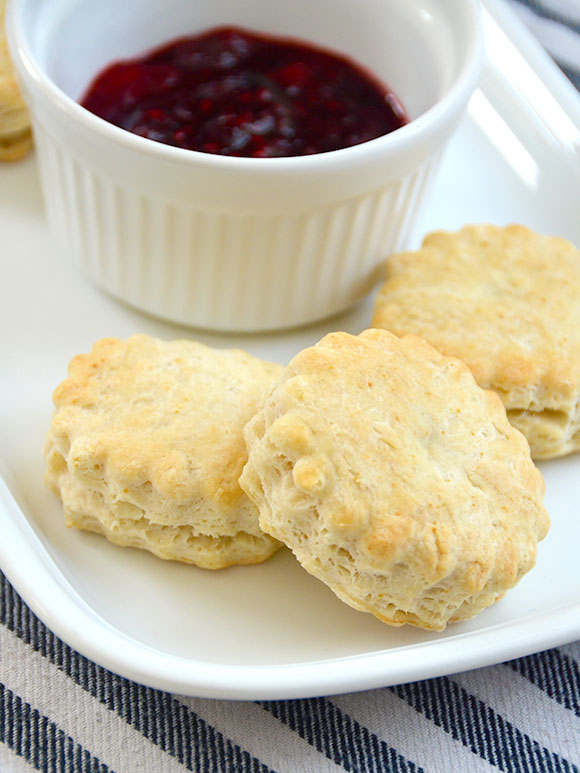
[7,0,484,172]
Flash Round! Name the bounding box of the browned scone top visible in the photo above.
[372,224,580,459]
[44,335,283,569]
[239,328,549,631]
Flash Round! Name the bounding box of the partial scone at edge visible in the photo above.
[44,335,283,569]
[0,0,32,161]
[239,329,549,631]
[372,224,580,459]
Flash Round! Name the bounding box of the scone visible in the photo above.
[239,329,549,631]
[44,335,283,569]
[372,224,580,459]
[0,0,32,161]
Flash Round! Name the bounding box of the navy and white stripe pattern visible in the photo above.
[2,1,580,771]
[507,0,580,88]
[2,569,580,772]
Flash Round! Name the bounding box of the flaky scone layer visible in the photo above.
[239,329,549,630]
[372,224,580,459]
[44,335,283,569]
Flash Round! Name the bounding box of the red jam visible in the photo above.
[81,26,408,158]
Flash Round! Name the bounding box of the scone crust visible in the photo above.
[0,0,32,162]
[372,224,580,458]
[44,335,283,569]
[239,329,549,630]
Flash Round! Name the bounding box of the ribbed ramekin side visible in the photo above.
[33,126,440,332]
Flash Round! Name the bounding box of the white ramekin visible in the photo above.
[7,0,483,332]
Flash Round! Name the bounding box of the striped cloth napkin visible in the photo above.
[1,568,579,773]
[2,1,580,771]
[507,0,580,88]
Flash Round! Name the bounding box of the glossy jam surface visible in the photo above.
[81,27,408,157]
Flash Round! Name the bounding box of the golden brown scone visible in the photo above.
[372,224,580,459]
[239,329,549,631]
[0,0,32,161]
[44,335,283,569]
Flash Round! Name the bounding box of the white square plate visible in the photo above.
[1,0,580,699]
